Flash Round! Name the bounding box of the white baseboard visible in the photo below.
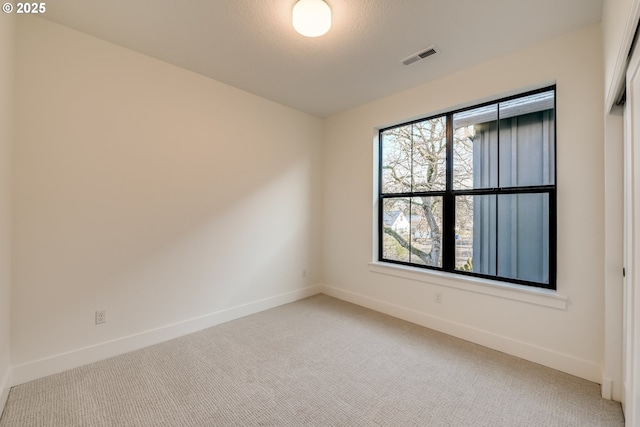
[320,284,602,383]
[9,284,602,388]
[11,285,321,386]
[0,367,10,419]
[601,376,613,400]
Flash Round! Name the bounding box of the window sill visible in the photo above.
[368,262,567,310]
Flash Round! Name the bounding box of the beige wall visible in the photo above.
[11,18,323,375]
[322,25,605,382]
[0,12,15,411]
[602,108,624,401]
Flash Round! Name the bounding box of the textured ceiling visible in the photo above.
[41,0,603,117]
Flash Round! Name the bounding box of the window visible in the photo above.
[378,87,556,289]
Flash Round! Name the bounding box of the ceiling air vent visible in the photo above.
[401,46,438,66]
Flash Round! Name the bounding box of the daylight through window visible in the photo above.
[378,87,556,289]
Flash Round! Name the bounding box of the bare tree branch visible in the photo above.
[383,227,430,264]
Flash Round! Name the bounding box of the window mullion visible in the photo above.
[409,125,414,264]
[378,130,384,262]
[495,101,501,278]
[443,113,455,271]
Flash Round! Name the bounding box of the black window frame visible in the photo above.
[377,86,557,290]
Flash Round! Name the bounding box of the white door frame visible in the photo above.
[623,39,640,425]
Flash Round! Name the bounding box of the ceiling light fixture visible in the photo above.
[292,0,332,38]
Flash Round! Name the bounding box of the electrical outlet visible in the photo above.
[95,310,106,325]
[434,291,442,304]
[302,269,307,278]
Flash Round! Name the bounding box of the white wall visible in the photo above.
[322,25,606,383]
[0,13,15,414]
[602,107,624,401]
[11,17,323,383]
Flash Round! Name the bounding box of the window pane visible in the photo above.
[378,87,555,289]
[497,193,549,284]
[382,197,443,267]
[381,126,412,193]
[412,118,447,192]
[382,198,410,262]
[498,91,555,187]
[455,195,496,274]
[455,193,550,284]
[499,90,555,119]
[453,104,498,190]
[409,196,443,267]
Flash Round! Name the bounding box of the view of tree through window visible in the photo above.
[379,87,556,289]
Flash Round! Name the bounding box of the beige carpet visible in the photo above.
[0,294,624,426]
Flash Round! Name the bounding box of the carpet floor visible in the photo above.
[0,294,625,426]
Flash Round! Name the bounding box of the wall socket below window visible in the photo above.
[434,291,442,304]
[95,310,106,324]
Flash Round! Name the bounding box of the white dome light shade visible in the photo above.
[292,0,332,37]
